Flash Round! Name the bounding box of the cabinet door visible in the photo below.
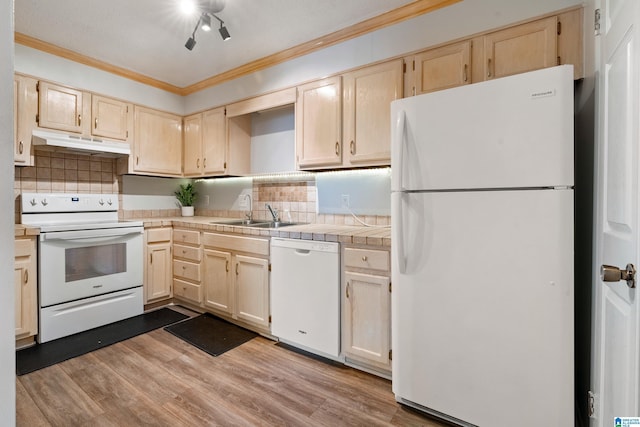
[203,249,233,314]
[342,271,391,368]
[484,16,558,80]
[145,242,173,303]
[15,238,37,338]
[92,95,130,141]
[183,113,203,176]
[343,60,402,167]
[234,255,269,328]
[414,41,471,95]
[295,76,342,169]
[14,76,37,165]
[37,81,85,133]
[133,106,182,175]
[202,107,227,175]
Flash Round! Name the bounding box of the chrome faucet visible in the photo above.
[243,194,252,222]
[266,203,280,223]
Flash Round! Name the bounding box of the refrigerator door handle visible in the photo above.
[392,110,406,192]
[394,192,407,274]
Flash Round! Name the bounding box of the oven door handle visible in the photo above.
[41,227,143,241]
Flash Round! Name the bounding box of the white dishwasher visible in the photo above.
[270,237,341,360]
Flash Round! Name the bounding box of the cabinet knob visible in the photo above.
[487,58,492,78]
[346,281,350,298]
[94,118,98,129]
[78,114,82,126]
[18,141,23,154]
[24,270,28,284]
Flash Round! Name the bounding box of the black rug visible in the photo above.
[16,307,188,376]
[164,312,257,357]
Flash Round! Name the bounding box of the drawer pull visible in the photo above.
[236,263,239,275]
[78,114,82,126]
[226,260,229,272]
[150,253,153,264]
[24,270,28,284]
[19,141,23,154]
[94,117,98,129]
[335,141,340,156]
[362,256,368,262]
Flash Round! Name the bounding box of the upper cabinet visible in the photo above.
[132,106,182,176]
[409,41,471,96]
[342,59,403,167]
[91,95,131,141]
[295,76,343,169]
[14,75,37,166]
[183,108,227,176]
[481,16,558,80]
[36,81,89,134]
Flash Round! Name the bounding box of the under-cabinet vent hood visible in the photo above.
[31,130,130,158]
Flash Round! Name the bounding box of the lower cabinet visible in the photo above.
[15,236,37,343]
[342,246,391,376]
[203,232,270,331]
[144,227,173,304]
[172,228,203,305]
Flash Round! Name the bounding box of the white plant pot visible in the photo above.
[181,206,194,217]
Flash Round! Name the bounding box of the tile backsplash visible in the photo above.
[14,149,119,223]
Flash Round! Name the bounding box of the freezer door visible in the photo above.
[391,65,574,192]
[391,189,574,427]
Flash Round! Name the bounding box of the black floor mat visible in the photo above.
[164,312,257,357]
[16,307,188,375]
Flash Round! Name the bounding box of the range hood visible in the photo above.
[31,130,131,158]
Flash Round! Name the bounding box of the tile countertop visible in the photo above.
[15,224,40,237]
[141,216,391,247]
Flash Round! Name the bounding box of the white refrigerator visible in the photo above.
[391,65,574,427]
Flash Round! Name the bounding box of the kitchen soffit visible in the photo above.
[13,0,460,95]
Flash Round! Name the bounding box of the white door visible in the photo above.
[592,0,640,425]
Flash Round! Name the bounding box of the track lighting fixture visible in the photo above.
[185,11,230,50]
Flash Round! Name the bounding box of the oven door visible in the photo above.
[39,226,143,307]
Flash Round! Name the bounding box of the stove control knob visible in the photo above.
[41,199,48,206]
[99,199,105,206]
[107,199,113,206]
[29,198,36,206]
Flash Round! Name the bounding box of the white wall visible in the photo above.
[1,0,16,422]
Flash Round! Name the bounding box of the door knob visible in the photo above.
[601,263,636,288]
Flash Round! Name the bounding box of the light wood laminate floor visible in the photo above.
[16,309,450,426]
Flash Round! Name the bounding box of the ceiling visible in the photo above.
[14,0,429,93]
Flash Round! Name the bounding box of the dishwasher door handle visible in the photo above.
[295,249,311,255]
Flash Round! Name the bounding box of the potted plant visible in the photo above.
[175,183,197,216]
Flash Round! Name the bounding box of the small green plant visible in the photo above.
[175,183,197,207]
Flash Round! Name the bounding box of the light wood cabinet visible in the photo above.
[183,107,227,177]
[91,94,131,141]
[411,40,471,95]
[144,227,173,304]
[482,16,558,81]
[132,106,182,176]
[173,228,202,305]
[295,76,343,169]
[14,75,37,166]
[15,237,37,341]
[202,232,270,331]
[342,60,403,168]
[342,246,391,376]
[37,81,89,134]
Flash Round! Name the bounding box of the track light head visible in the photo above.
[185,36,196,50]
[201,13,211,32]
[219,24,230,41]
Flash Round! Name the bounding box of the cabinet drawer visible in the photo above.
[344,248,390,272]
[173,259,201,282]
[15,238,34,258]
[173,278,202,304]
[146,227,172,243]
[202,232,269,256]
[174,244,201,262]
[173,229,201,245]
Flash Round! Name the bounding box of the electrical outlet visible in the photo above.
[341,194,350,208]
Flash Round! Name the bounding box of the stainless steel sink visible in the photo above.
[248,221,302,228]
[209,219,268,226]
